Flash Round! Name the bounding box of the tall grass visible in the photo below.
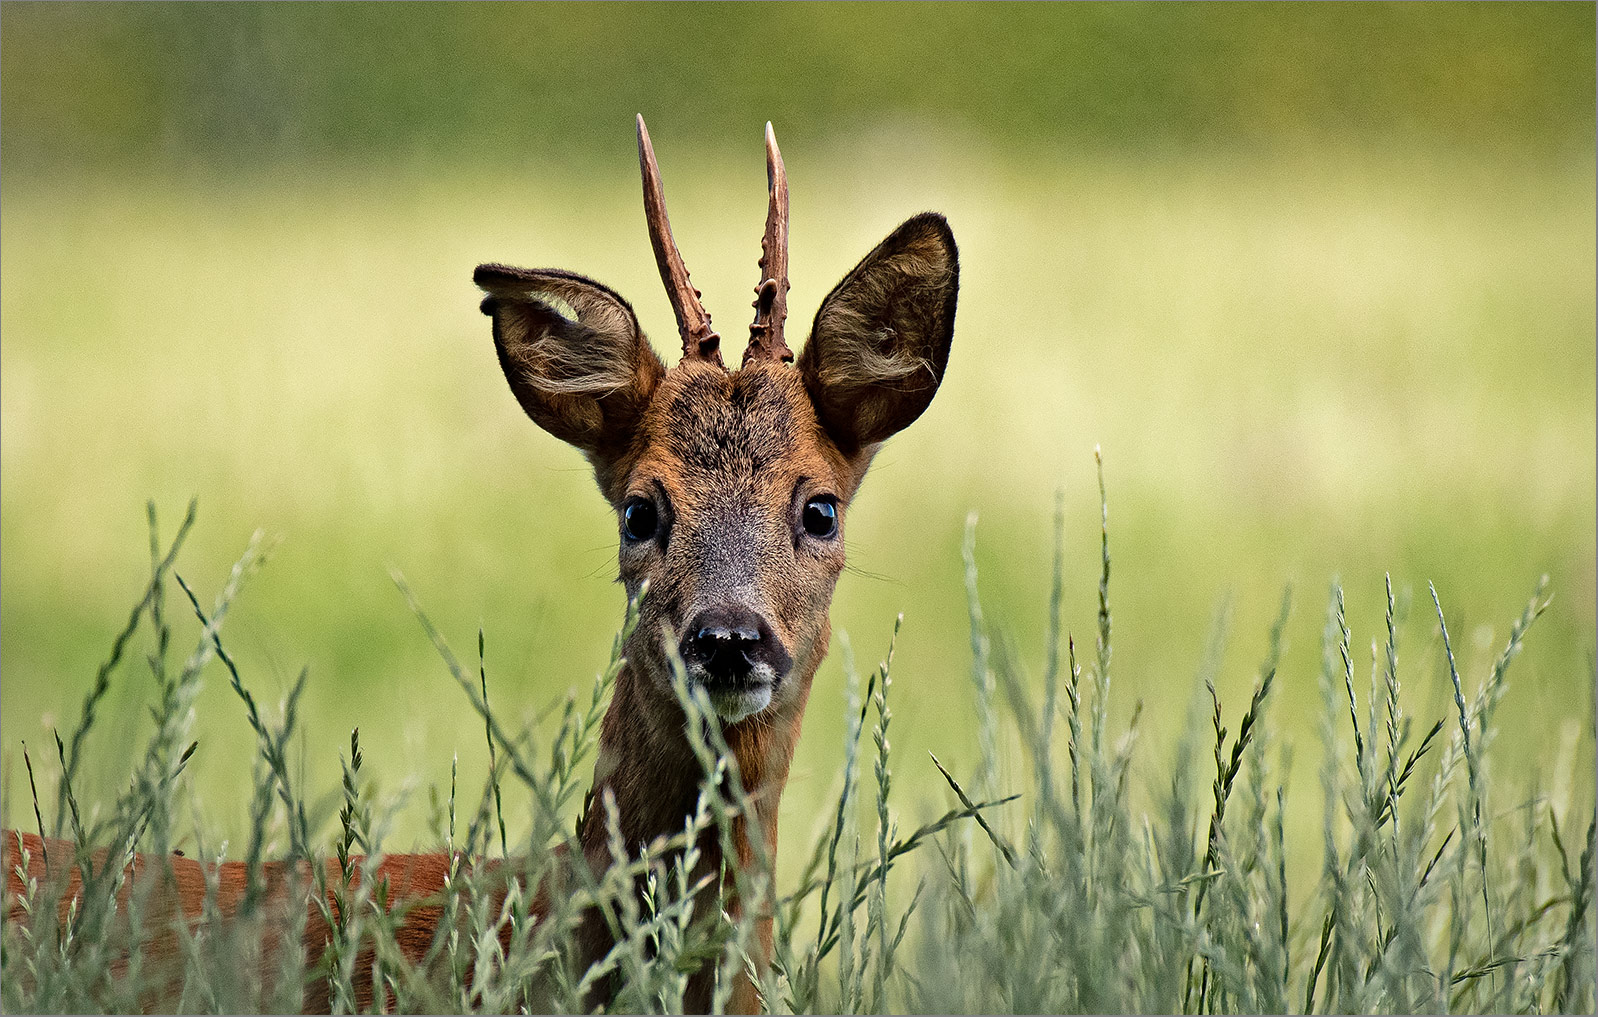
[3,484,1593,1014]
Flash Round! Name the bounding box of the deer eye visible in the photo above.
[801,497,838,539]
[622,498,658,542]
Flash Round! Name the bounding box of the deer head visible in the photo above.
[475,118,957,764]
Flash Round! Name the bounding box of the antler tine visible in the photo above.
[637,114,722,366]
[745,121,792,366]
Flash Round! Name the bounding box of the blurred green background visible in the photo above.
[2,3,1593,868]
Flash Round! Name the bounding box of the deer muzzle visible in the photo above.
[681,606,792,722]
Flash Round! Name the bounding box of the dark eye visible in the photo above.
[622,498,658,542]
[802,497,838,539]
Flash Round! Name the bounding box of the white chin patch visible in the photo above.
[704,682,773,724]
[694,663,778,723]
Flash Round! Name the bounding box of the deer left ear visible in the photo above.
[476,264,666,468]
[798,213,958,455]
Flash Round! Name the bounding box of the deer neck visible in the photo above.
[577,659,814,869]
[569,657,815,1012]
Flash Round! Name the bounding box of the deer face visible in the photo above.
[614,360,848,723]
[476,119,956,731]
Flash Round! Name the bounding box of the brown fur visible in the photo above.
[2,830,517,1013]
[1,133,958,1015]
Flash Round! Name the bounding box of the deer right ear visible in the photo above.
[475,265,666,464]
[797,213,958,456]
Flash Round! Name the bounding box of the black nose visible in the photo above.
[682,607,792,685]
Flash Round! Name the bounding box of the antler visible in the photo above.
[637,114,722,366]
[744,122,792,366]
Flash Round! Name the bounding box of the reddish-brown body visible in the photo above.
[2,117,957,1014]
[3,831,514,1013]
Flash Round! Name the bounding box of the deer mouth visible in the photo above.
[693,664,778,724]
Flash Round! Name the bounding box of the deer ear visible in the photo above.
[798,213,958,455]
[476,265,666,464]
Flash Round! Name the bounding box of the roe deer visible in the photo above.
[4,115,959,1014]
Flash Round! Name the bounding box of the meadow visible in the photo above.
[2,449,1592,1012]
[1,4,1594,1012]
[3,143,1594,1011]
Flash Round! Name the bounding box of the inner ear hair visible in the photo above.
[490,297,641,399]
